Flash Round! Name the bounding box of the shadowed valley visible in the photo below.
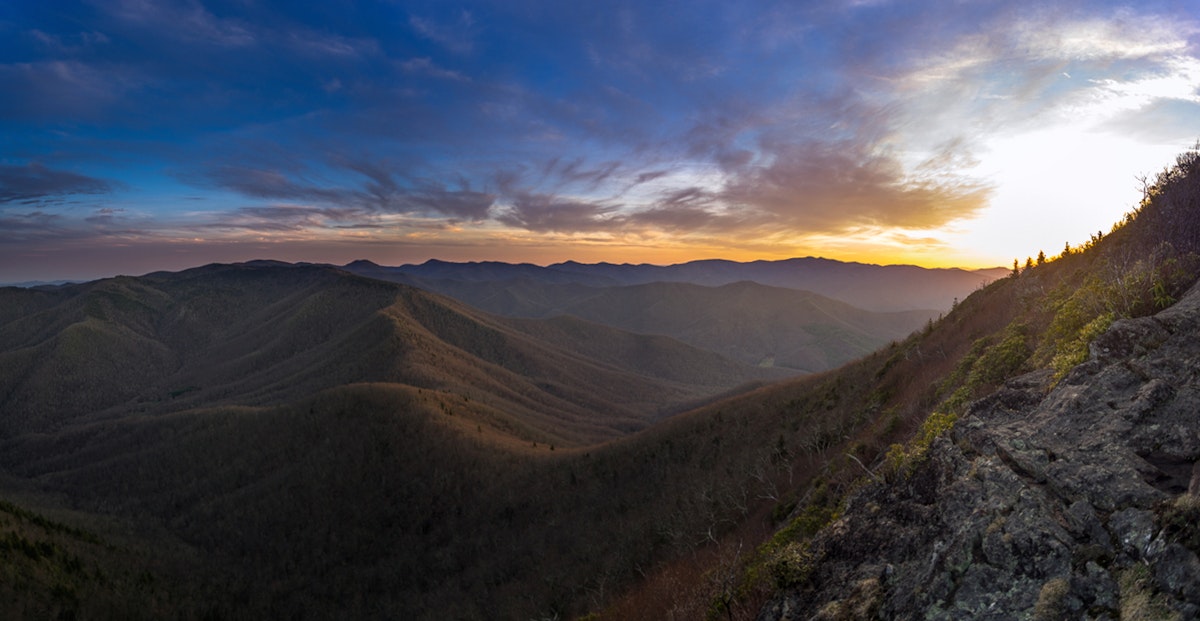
[1,149,1199,620]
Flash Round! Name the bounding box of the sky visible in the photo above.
[2,1,1199,282]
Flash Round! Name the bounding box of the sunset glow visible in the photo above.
[2,1,1198,281]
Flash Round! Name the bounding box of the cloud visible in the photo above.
[0,211,62,238]
[0,163,116,205]
[398,57,470,82]
[199,160,495,222]
[29,29,110,54]
[545,157,622,189]
[100,0,255,47]
[633,170,670,185]
[623,205,735,233]
[208,205,367,232]
[720,138,990,230]
[0,59,140,121]
[402,185,495,221]
[284,29,379,59]
[409,12,476,54]
[495,191,619,233]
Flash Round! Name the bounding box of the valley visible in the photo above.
[0,149,1198,619]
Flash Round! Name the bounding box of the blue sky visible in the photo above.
[2,0,1199,281]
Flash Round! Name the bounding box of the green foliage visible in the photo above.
[968,323,1031,387]
[936,322,1030,414]
[0,496,171,620]
[766,542,815,589]
[936,336,991,413]
[1048,312,1114,380]
[883,411,957,481]
[0,500,102,545]
[1034,249,1199,382]
[1118,564,1181,621]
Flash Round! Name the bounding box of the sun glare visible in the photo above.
[959,126,1185,265]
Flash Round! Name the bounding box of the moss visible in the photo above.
[1049,312,1114,380]
[767,541,815,589]
[1158,494,1200,557]
[1118,564,1181,621]
[883,411,957,481]
[968,322,1031,387]
[936,322,1032,414]
[1032,577,1070,621]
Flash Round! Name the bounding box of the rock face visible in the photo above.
[759,282,1200,620]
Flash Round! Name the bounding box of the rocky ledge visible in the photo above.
[759,282,1200,620]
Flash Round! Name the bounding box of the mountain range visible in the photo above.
[0,262,788,444]
[342,256,1001,373]
[344,256,1007,313]
[0,150,1198,619]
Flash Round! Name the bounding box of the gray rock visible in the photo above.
[1108,508,1156,559]
[757,281,1200,621]
[1148,541,1200,604]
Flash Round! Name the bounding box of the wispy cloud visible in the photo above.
[197,159,495,223]
[100,0,256,47]
[398,57,470,82]
[4,0,1200,279]
[409,12,476,54]
[0,163,116,206]
[495,191,619,233]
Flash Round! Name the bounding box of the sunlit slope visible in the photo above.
[0,262,781,444]
[348,273,937,372]
[515,280,934,371]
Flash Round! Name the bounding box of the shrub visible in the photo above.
[1158,494,1200,557]
[1118,564,1180,621]
[1032,577,1070,621]
[1048,312,1114,380]
[883,411,957,481]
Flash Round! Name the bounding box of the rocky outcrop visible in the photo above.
[759,282,1200,620]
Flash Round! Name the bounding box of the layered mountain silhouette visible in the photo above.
[342,258,971,372]
[0,262,785,444]
[345,256,1005,313]
[0,150,1198,620]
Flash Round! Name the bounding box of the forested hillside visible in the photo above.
[0,146,1196,619]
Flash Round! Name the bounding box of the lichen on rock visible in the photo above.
[758,282,1200,621]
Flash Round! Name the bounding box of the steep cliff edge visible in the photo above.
[759,281,1200,620]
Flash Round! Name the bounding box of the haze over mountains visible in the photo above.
[345,256,1006,312]
[1,151,1198,620]
[0,262,789,444]
[344,257,1000,373]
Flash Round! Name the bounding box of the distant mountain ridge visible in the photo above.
[0,262,784,443]
[347,257,1007,312]
[395,277,935,372]
[2,148,1199,620]
[344,257,967,372]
